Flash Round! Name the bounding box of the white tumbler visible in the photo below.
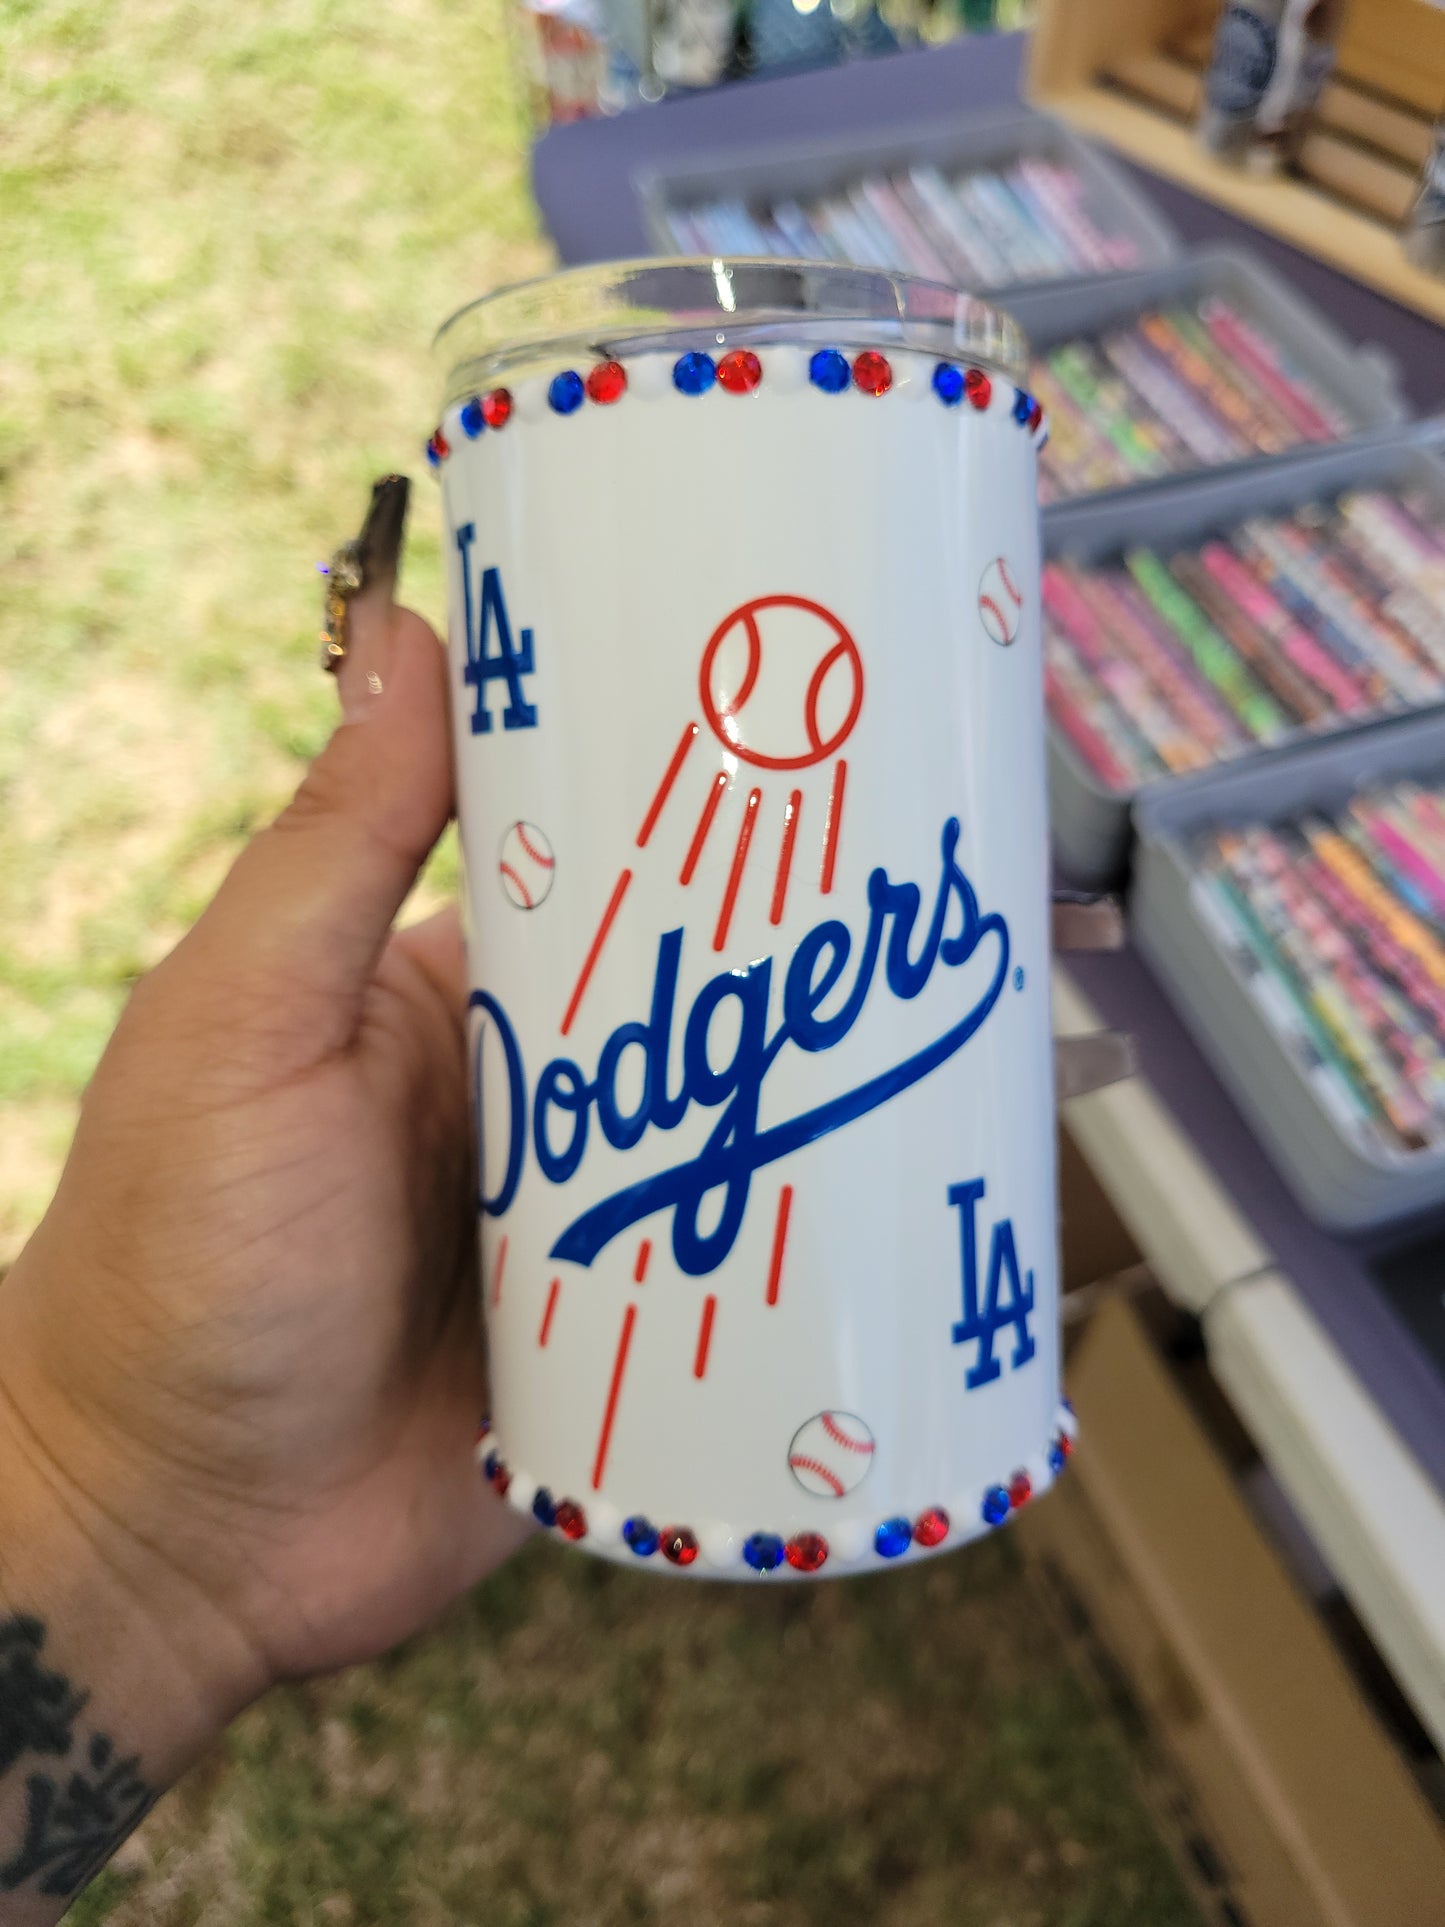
[431,260,1069,1578]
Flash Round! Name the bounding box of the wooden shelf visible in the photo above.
[1034,83,1445,326]
[1028,0,1445,328]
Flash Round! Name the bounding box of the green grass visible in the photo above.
[83,1537,1201,1926]
[0,0,547,1253]
[4,6,1201,1920]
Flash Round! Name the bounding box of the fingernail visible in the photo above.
[337,593,396,723]
[334,476,410,723]
[355,474,409,604]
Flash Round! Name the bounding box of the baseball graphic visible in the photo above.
[498,820,555,909]
[788,1411,876,1498]
[700,594,863,770]
[978,556,1024,647]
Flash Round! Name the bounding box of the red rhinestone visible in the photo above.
[431,428,451,459]
[1058,1431,1075,1460]
[492,1467,512,1498]
[1028,400,1044,431]
[716,350,762,395]
[660,1526,699,1566]
[913,1507,950,1549]
[785,1532,829,1573]
[586,360,627,405]
[964,368,992,410]
[1007,1471,1033,1509]
[475,1418,492,1444]
[554,1500,588,1541]
[852,350,892,396]
[481,388,513,429]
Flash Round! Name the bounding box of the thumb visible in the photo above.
[177,590,455,1060]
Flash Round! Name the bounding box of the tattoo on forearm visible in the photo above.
[0,1621,85,1780]
[0,1614,155,1899]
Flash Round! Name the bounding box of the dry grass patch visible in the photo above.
[75,1539,1201,1927]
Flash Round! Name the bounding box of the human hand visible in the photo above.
[0,501,527,1779]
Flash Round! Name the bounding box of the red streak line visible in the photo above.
[713,787,762,951]
[770,790,802,926]
[680,771,729,885]
[634,1239,652,1284]
[538,1277,561,1348]
[820,759,848,894]
[766,1187,793,1307]
[591,1303,638,1491]
[561,868,632,1036]
[693,1295,717,1379]
[636,722,699,848]
[490,1234,509,1308]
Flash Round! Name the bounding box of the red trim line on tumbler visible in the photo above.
[693,1295,717,1379]
[636,722,699,848]
[561,868,632,1036]
[591,1303,638,1491]
[681,771,730,886]
[770,790,802,925]
[714,787,762,951]
[766,1187,793,1307]
[820,759,847,894]
[538,1277,561,1348]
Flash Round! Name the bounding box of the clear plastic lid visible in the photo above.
[434,257,1028,405]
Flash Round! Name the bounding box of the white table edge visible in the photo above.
[1052,965,1445,1755]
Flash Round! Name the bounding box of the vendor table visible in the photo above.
[529,33,1445,1753]
[532,33,1445,416]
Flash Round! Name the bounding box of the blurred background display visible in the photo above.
[519,0,1036,125]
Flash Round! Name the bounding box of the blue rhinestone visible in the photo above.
[424,440,441,468]
[874,1516,912,1559]
[743,1532,785,1572]
[532,1487,557,1527]
[933,362,965,406]
[1013,387,1034,426]
[548,370,585,415]
[482,1450,500,1480]
[623,1515,659,1557]
[809,348,850,394]
[672,350,716,396]
[981,1485,1011,1527]
[460,396,485,438]
[1048,1441,1067,1477]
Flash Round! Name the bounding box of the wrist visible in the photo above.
[0,1278,270,1784]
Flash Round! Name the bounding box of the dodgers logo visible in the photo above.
[473,815,1010,1277]
[464,580,1023,1317]
[455,526,538,734]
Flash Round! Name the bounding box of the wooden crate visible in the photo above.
[1019,1286,1445,1927]
[1029,0,1445,325]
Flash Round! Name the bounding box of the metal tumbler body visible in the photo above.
[433,261,1068,1579]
